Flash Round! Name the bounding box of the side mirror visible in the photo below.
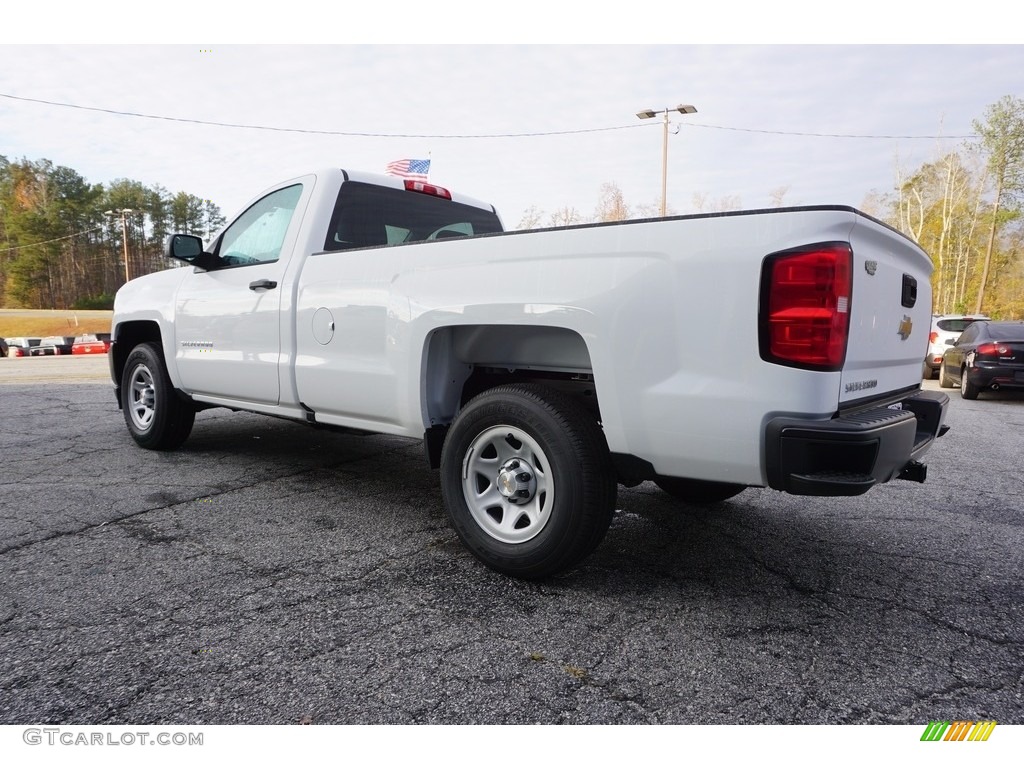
[166,234,219,270]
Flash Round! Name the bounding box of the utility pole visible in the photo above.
[105,208,134,282]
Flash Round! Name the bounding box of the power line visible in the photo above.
[686,121,976,140]
[0,226,106,254]
[0,91,977,141]
[0,92,635,138]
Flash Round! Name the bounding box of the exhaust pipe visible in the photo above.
[898,460,927,483]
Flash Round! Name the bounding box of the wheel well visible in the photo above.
[422,325,599,429]
[112,321,162,404]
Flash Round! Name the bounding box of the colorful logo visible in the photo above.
[920,720,997,742]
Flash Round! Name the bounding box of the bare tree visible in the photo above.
[515,206,546,231]
[768,186,790,208]
[548,206,584,227]
[691,192,742,213]
[594,182,629,222]
[972,95,1024,313]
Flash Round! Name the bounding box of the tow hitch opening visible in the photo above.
[898,460,927,483]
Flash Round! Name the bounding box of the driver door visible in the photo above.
[174,183,305,404]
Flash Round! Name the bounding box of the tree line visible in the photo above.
[0,156,224,309]
[3,96,1021,316]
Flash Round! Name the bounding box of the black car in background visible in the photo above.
[923,314,989,379]
[939,320,1024,400]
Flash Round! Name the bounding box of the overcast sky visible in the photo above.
[1,11,1020,232]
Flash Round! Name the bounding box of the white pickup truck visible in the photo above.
[110,168,949,578]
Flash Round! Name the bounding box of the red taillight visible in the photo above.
[13,348,24,357]
[976,343,1009,357]
[929,331,939,344]
[404,179,452,200]
[760,243,852,370]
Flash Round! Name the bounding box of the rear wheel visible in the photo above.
[655,476,746,504]
[960,367,980,400]
[121,342,195,450]
[440,384,616,579]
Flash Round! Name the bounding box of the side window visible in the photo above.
[958,325,978,345]
[216,184,303,266]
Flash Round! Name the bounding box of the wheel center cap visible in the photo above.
[496,459,538,504]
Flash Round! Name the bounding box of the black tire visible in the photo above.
[938,360,955,388]
[960,367,980,400]
[440,384,616,579]
[655,476,746,504]
[121,342,195,450]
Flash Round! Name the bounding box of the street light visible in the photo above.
[104,208,134,282]
[636,104,698,216]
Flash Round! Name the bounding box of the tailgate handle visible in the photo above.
[249,279,278,291]
[901,274,917,308]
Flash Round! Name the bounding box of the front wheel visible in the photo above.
[440,384,616,579]
[938,361,955,388]
[121,342,195,450]
[655,476,746,504]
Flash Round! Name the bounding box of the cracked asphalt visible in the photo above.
[1,356,1022,724]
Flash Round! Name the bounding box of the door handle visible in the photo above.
[249,279,278,291]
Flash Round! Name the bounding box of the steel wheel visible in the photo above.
[440,384,616,579]
[127,362,157,432]
[120,342,195,450]
[461,425,555,545]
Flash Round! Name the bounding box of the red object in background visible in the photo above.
[71,334,112,355]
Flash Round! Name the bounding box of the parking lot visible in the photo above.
[1,355,1022,724]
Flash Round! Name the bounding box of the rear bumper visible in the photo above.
[765,389,949,496]
[967,364,1024,391]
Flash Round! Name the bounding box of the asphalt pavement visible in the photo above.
[0,355,1021,724]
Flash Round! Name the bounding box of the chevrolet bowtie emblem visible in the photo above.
[897,315,913,340]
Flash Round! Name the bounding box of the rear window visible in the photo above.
[323,181,502,252]
[988,323,1024,341]
[936,318,982,332]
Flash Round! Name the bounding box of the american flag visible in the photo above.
[385,158,430,181]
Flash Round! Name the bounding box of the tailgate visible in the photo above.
[840,215,934,404]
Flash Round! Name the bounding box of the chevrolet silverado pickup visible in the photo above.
[110,168,949,578]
